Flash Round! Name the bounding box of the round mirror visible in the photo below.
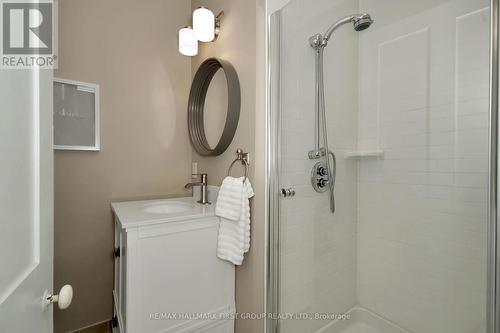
[188,58,240,156]
[204,69,228,148]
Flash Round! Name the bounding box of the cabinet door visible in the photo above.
[128,218,235,333]
[119,229,127,331]
[113,220,120,310]
[113,219,127,332]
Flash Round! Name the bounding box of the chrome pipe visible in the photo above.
[308,46,323,160]
[314,48,320,154]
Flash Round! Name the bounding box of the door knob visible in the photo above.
[281,187,296,197]
[45,285,73,310]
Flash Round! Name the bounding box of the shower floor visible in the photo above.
[317,307,411,333]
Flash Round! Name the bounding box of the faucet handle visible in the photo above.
[191,173,207,183]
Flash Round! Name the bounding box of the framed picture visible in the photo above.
[53,78,100,151]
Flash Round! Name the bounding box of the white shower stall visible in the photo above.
[268,0,491,332]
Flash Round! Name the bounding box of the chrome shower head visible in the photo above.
[311,13,373,48]
[353,14,373,31]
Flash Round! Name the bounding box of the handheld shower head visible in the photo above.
[310,13,373,48]
[353,14,373,31]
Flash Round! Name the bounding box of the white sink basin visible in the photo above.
[142,201,194,215]
[112,197,216,228]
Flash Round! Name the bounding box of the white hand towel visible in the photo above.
[216,177,254,265]
[242,181,254,253]
[215,177,245,221]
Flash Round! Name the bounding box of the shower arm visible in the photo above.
[323,15,357,42]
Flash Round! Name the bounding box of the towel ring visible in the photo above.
[227,149,249,182]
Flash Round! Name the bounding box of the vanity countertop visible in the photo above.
[112,196,216,229]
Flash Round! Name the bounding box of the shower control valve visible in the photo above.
[311,161,329,193]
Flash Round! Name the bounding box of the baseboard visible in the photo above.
[71,319,112,333]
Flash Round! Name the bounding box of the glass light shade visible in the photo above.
[178,27,198,56]
[193,7,215,42]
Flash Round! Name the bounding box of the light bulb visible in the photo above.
[178,27,198,56]
[193,7,215,42]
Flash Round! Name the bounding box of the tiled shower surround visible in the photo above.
[276,0,489,332]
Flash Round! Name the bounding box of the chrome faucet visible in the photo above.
[185,173,210,205]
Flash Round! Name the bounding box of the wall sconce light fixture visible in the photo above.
[178,26,198,56]
[178,7,223,56]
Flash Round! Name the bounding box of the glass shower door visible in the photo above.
[270,0,492,332]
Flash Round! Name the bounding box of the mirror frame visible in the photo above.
[188,57,241,156]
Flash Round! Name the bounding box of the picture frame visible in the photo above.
[53,78,100,151]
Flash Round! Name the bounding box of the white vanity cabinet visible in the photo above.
[111,197,235,333]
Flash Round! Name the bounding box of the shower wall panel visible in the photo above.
[357,1,489,332]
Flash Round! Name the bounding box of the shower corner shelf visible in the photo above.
[343,149,384,159]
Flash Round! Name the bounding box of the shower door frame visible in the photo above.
[265,0,500,332]
[267,9,281,333]
[488,0,500,332]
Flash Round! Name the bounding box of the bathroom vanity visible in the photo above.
[111,195,234,333]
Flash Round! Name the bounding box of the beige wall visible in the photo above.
[190,0,265,332]
[191,0,256,185]
[54,0,192,331]
[55,0,265,332]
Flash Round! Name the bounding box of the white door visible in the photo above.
[0,68,54,332]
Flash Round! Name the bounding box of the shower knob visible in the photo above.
[318,179,329,188]
[317,166,328,176]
